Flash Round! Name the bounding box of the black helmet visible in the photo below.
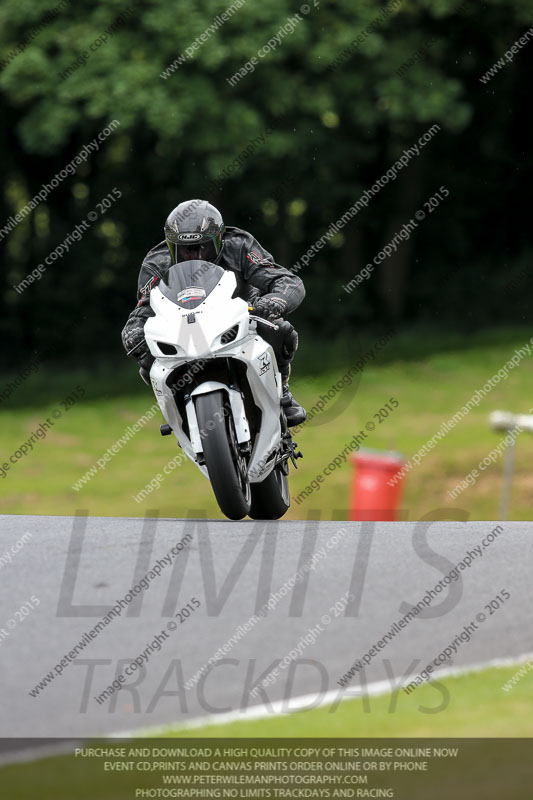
[164,200,225,265]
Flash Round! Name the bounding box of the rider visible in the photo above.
[121,199,306,426]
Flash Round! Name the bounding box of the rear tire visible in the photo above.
[249,464,290,520]
[194,391,251,520]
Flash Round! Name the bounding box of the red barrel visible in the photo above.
[349,449,406,521]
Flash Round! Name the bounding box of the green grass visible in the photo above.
[158,663,533,738]
[0,663,531,800]
[2,327,533,519]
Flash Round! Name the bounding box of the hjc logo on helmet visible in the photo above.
[178,232,203,242]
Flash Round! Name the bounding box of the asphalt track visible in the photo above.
[0,514,532,740]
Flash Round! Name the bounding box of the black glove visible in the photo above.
[121,322,148,358]
[253,295,288,321]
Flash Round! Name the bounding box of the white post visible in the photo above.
[488,411,533,520]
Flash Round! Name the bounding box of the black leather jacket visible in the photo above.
[122,226,305,357]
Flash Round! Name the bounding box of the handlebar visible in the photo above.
[248,312,279,331]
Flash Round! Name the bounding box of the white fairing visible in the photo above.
[145,269,282,482]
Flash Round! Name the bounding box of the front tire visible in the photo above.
[194,391,251,520]
[249,464,290,520]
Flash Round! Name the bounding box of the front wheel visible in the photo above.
[194,391,251,520]
[249,464,290,520]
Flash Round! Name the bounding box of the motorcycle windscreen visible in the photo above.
[159,260,225,310]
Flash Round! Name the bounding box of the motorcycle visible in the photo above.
[144,259,303,520]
